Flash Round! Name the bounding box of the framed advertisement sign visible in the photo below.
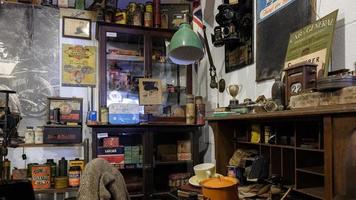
[47,97,83,125]
[284,10,338,77]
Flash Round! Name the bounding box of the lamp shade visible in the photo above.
[168,23,204,65]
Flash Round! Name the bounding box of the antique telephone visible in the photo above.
[203,26,225,93]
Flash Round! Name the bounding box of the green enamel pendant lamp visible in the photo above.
[168,23,204,65]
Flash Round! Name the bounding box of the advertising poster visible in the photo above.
[257,0,296,23]
[285,10,338,77]
[62,44,96,87]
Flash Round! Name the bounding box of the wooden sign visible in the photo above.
[285,10,338,77]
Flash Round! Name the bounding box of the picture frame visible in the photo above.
[47,97,83,125]
[62,16,91,40]
[138,78,163,105]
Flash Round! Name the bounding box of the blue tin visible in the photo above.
[88,111,97,121]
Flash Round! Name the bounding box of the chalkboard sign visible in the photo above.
[256,0,315,81]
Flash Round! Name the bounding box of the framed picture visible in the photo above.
[47,97,83,125]
[62,16,91,40]
[139,78,163,105]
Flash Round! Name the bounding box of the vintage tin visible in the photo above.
[46,159,57,187]
[69,158,85,171]
[2,159,10,181]
[227,165,245,185]
[144,12,153,27]
[186,103,195,125]
[27,163,38,178]
[114,10,127,24]
[100,106,109,124]
[153,0,161,27]
[88,111,97,122]
[68,166,81,187]
[128,2,137,13]
[145,2,153,12]
[133,10,142,26]
[32,165,51,189]
[25,126,35,144]
[161,9,169,29]
[34,126,44,144]
[55,176,68,189]
[195,103,205,125]
[58,157,68,177]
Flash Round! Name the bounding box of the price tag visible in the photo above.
[97,132,108,139]
[106,32,117,37]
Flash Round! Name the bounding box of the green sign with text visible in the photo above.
[285,10,338,77]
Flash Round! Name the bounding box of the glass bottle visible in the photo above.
[271,75,285,110]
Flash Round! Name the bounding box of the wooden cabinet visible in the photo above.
[207,104,356,200]
[88,124,201,199]
[95,22,199,199]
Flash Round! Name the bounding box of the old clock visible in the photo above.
[284,62,317,104]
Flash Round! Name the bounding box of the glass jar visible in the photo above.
[25,126,35,144]
[34,127,43,144]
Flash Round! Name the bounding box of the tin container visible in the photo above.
[186,104,195,125]
[144,12,153,27]
[46,159,57,187]
[145,2,153,12]
[88,111,97,122]
[69,158,85,171]
[227,165,245,185]
[25,126,35,144]
[34,126,43,144]
[100,106,109,124]
[32,165,51,189]
[68,166,81,187]
[55,176,69,189]
[114,10,127,24]
[153,0,161,27]
[196,103,205,125]
[58,157,68,177]
[161,9,169,29]
[133,9,142,26]
[2,159,11,181]
[27,163,39,178]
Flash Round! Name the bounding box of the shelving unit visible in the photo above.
[207,104,356,200]
[88,124,201,199]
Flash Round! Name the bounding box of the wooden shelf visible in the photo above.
[154,160,193,166]
[34,187,78,194]
[129,193,144,198]
[16,143,83,148]
[296,166,324,176]
[295,147,324,152]
[294,187,324,199]
[260,143,295,149]
[107,54,144,62]
[207,104,356,121]
[236,141,260,145]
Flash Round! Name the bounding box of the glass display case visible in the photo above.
[95,23,199,199]
[98,23,192,123]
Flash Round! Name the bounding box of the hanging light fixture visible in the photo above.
[168,23,204,65]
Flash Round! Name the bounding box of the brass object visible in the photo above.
[227,84,242,108]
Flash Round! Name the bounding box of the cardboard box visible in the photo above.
[177,140,191,153]
[103,137,120,148]
[97,146,124,155]
[98,154,124,164]
[177,153,191,161]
